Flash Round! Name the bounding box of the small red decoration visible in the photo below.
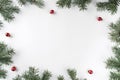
[88,70,93,74]
[11,66,17,71]
[5,32,11,37]
[97,17,103,21]
[50,10,55,14]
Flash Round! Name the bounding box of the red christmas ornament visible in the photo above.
[5,32,11,37]
[88,70,93,74]
[11,66,17,71]
[97,17,103,21]
[50,10,55,14]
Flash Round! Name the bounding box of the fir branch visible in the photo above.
[110,72,120,80]
[107,18,120,80]
[109,19,120,44]
[18,0,44,8]
[0,69,7,79]
[73,0,91,10]
[96,0,120,14]
[22,67,41,80]
[67,69,78,80]
[0,42,15,79]
[41,70,52,80]
[57,0,72,8]
[112,46,120,58]
[0,42,15,65]
[13,67,51,80]
[13,75,22,80]
[57,0,91,10]
[0,21,3,27]
[106,46,120,71]
[0,0,20,22]
[106,57,120,71]
[58,75,64,80]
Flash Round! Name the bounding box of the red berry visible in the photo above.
[11,66,17,71]
[97,17,103,21]
[88,70,93,74]
[5,32,11,37]
[50,10,55,14]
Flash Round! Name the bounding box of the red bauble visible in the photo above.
[11,66,17,71]
[97,17,103,21]
[5,32,11,37]
[88,70,93,74]
[50,10,55,14]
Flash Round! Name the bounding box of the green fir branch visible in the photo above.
[110,72,120,80]
[13,67,52,80]
[58,75,64,80]
[18,0,44,8]
[22,67,41,80]
[0,21,3,27]
[0,69,7,79]
[13,75,22,80]
[97,0,120,14]
[41,70,52,80]
[67,69,78,80]
[106,57,120,71]
[73,0,91,10]
[57,0,91,10]
[57,0,72,8]
[109,19,120,44]
[0,42,15,65]
[107,18,120,80]
[57,69,87,80]
[0,42,15,79]
[0,0,20,22]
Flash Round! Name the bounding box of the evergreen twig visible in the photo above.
[97,0,120,14]
[57,0,91,10]
[106,19,120,80]
[18,0,44,8]
[67,69,78,80]
[109,19,120,44]
[0,0,20,22]
[13,67,52,80]
[0,21,3,27]
[0,69,7,79]
[58,75,64,80]
[0,42,15,79]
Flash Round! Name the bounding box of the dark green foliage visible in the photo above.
[13,75,22,80]
[0,0,44,27]
[57,0,91,10]
[13,67,52,80]
[109,19,120,44]
[57,69,86,80]
[18,0,44,8]
[0,0,20,22]
[22,67,41,80]
[110,72,120,80]
[58,75,64,80]
[97,0,120,14]
[41,70,52,80]
[106,19,120,80]
[0,42,15,79]
[13,68,86,80]
[57,0,72,8]
[0,69,7,79]
[73,0,91,10]
[0,42,15,65]
[67,69,78,80]
[0,21,3,27]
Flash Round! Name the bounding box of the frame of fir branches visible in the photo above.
[0,0,120,80]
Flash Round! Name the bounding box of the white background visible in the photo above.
[0,0,120,80]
